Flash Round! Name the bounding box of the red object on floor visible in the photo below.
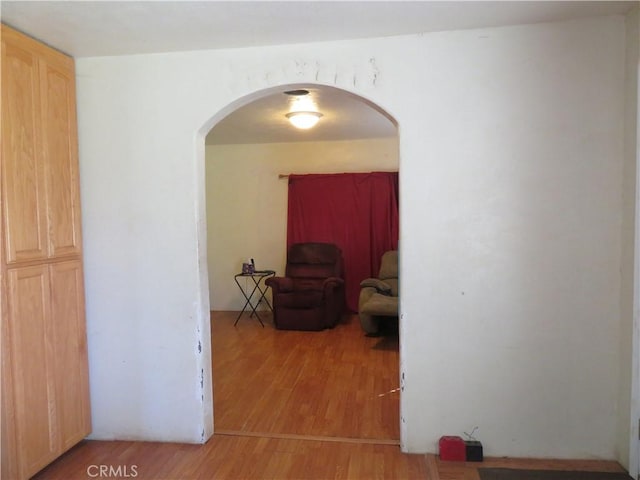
[439,436,466,461]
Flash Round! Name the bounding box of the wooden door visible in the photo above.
[1,32,48,264]
[5,265,57,478]
[40,52,82,259]
[1,233,18,480]
[50,260,91,451]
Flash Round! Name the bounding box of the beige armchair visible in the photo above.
[358,250,398,334]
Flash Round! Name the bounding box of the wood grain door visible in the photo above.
[40,53,82,259]
[50,260,91,451]
[6,265,57,479]
[5,262,91,478]
[1,34,49,264]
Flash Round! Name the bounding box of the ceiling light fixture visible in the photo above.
[286,111,323,129]
[284,89,310,96]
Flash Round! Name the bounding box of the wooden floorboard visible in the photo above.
[32,311,628,479]
[212,311,400,441]
[32,437,428,480]
[31,438,629,480]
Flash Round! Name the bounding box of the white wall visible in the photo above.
[620,5,638,470]
[205,138,398,311]
[76,16,631,459]
[399,16,626,459]
[624,6,640,476]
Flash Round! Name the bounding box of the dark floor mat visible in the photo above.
[478,468,633,480]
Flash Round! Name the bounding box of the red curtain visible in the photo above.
[287,172,399,312]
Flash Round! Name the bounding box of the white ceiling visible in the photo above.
[2,1,635,144]
[1,1,635,58]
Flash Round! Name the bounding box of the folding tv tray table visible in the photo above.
[233,270,275,327]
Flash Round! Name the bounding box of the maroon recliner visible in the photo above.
[265,243,345,331]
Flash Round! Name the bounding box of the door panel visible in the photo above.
[49,261,91,450]
[6,265,56,478]
[40,61,82,259]
[1,40,48,264]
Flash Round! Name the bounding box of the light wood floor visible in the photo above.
[212,311,400,441]
[31,440,628,480]
[32,311,628,479]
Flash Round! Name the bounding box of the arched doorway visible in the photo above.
[200,83,401,442]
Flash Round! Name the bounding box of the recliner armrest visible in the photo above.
[359,278,392,295]
[322,276,344,290]
[359,286,377,311]
[265,276,294,294]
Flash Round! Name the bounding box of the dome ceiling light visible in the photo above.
[284,89,323,130]
[285,111,323,129]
